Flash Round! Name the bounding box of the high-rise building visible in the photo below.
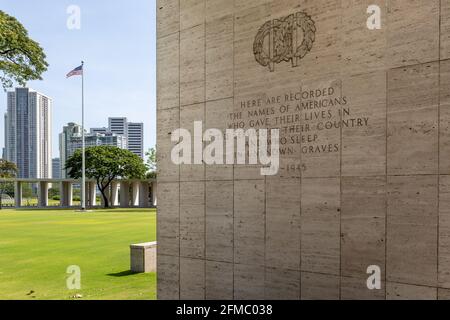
[90,127,108,135]
[59,122,127,178]
[3,113,8,160]
[108,117,128,136]
[5,88,52,179]
[108,117,144,158]
[52,158,61,179]
[127,122,144,158]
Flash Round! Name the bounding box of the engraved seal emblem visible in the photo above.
[253,11,316,72]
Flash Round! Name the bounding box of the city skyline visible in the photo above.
[0,1,156,158]
[59,121,128,178]
[3,83,147,178]
[58,116,144,178]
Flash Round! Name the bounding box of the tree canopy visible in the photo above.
[65,146,147,208]
[0,159,17,179]
[145,147,157,179]
[0,159,17,209]
[0,10,48,90]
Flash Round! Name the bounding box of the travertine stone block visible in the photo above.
[130,242,157,273]
[387,0,439,68]
[291,0,343,80]
[206,15,233,101]
[387,62,439,175]
[157,182,180,256]
[234,4,270,98]
[265,267,300,300]
[157,254,179,300]
[341,0,387,74]
[180,257,205,299]
[234,264,265,300]
[442,0,450,60]
[234,0,271,13]
[233,166,266,181]
[440,60,450,173]
[342,72,386,176]
[234,180,265,266]
[180,104,205,181]
[205,98,233,130]
[232,4,270,181]
[206,181,233,262]
[387,175,438,287]
[205,98,233,180]
[265,178,301,270]
[180,182,205,259]
[438,288,450,300]
[439,176,450,288]
[301,178,340,275]
[205,261,233,300]
[157,0,180,38]
[157,32,179,110]
[263,83,302,180]
[301,272,340,300]
[206,0,233,22]
[157,107,180,182]
[340,276,385,300]
[180,0,205,31]
[270,0,302,19]
[180,24,205,106]
[341,176,386,279]
[386,282,437,300]
[300,79,342,178]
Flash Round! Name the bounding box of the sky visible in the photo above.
[1,0,156,158]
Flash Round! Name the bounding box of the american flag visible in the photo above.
[66,65,83,78]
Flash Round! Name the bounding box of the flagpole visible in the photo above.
[81,61,86,211]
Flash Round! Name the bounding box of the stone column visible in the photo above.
[120,182,130,208]
[59,182,66,207]
[151,182,157,207]
[14,181,22,208]
[139,182,150,208]
[87,181,96,207]
[110,181,119,207]
[38,181,49,207]
[131,181,140,207]
[60,182,73,207]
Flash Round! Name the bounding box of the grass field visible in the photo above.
[0,208,156,300]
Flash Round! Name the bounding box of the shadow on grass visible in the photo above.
[107,270,138,277]
[98,208,156,213]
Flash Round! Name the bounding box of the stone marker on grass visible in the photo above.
[130,242,157,273]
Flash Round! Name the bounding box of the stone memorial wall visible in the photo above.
[156,0,450,299]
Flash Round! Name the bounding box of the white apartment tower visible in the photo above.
[108,117,128,137]
[108,117,144,158]
[127,122,144,158]
[5,88,52,179]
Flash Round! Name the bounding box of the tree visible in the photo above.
[65,146,147,208]
[0,159,17,209]
[0,10,48,90]
[145,147,157,179]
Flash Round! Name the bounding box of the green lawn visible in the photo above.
[0,208,156,300]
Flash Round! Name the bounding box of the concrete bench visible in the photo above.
[130,242,157,273]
